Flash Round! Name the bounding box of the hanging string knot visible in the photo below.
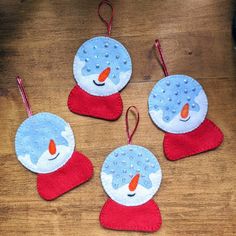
[16,76,32,117]
[98,0,114,36]
[125,106,140,144]
[154,39,169,77]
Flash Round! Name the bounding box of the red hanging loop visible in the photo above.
[125,106,140,144]
[154,39,169,77]
[98,0,114,36]
[16,76,33,117]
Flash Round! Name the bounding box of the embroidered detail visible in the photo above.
[15,112,75,173]
[163,119,224,160]
[68,85,123,120]
[93,80,105,86]
[37,151,93,200]
[100,198,162,232]
[73,36,132,96]
[101,144,162,206]
[148,74,208,133]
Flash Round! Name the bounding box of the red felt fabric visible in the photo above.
[68,85,123,120]
[100,198,162,232]
[164,119,224,161]
[37,151,93,200]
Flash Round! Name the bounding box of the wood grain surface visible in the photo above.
[0,0,235,235]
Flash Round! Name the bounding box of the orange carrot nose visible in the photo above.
[49,139,56,155]
[98,67,111,82]
[181,103,189,119]
[129,174,140,192]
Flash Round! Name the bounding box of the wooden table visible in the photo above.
[0,0,235,235]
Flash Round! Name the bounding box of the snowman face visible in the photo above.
[148,75,208,134]
[73,36,132,96]
[15,112,75,174]
[101,145,162,206]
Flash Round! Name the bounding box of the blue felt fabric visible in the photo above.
[148,75,208,134]
[102,145,160,189]
[15,112,75,174]
[73,36,132,96]
[101,144,162,206]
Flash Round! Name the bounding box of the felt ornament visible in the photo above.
[15,77,93,200]
[68,0,132,120]
[148,39,224,161]
[100,106,162,232]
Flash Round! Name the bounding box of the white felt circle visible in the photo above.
[73,36,132,96]
[148,75,208,134]
[15,112,75,174]
[101,145,162,206]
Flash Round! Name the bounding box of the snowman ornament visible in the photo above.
[15,77,93,200]
[68,1,132,120]
[148,40,223,161]
[100,106,162,232]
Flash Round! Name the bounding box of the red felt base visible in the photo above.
[164,119,224,161]
[100,198,162,232]
[37,151,93,200]
[68,85,123,120]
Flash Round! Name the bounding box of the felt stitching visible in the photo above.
[15,112,75,174]
[163,119,224,160]
[15,112,94,200]
[99,199,162,231]
[148,74,208,134]
[164,119,223,158]
[37,151,94,200]
[100,144,162,206]
[67,85,123,120]
[73,36,132,97]
[99,110,162,232]
[68,85,123,118]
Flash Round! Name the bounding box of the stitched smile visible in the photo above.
[93,80,105,86]
[48,152,60,161]
[180,116,191,122]
[127,193,136,197]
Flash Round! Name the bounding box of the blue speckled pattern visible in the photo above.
[73,36,132,96]
[15,112,75,173]
[102,145,160,189]
[149,75,202,122]
[78,37,131,84]
[148,75,208,133]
